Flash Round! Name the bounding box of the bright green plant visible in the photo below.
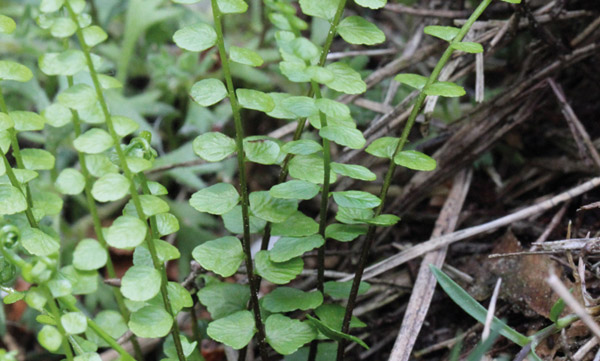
[0,0,525,360]
[431,266,580,360]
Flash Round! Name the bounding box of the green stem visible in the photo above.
[336,1,493,359]
[65,4,186,360]
[63,302,136,361]
[210,1,269,359]
[139,174,185,355]
[43,287,74,361]
[65,72,144,361]
[307,82,332,361]
[311,83,331,294]
[259,0,348,252]
[0,86,38,228]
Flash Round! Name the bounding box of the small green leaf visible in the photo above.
[82,25,107,47]
[40,0,65,13]
[263,287,323,313]
[501,0,521,3]
[307,65,335,84]
[430,266,530,346]
[21,228,60,256]
[332,191,380,209]
[73,352,102,361]
[281,140,322,156]
[270,235,324,262]
[105,215,147,249]
[38,325,63,352]
[255,251,303,284]
[306,315,369,349]
[50,17,77,38]
[338,16,385,45]
[222,205,266,234]
[198,282,250,319]
[298,0,339,20]
[549,296,567,323]
[20,148,54,170]
[192,237,244,277]
[13,169,39,184]
[61,312,87,335]
[424,25,460,42]
[91,311,127,341]
[190,183,240,215]
[452,42,483,53]
[173,23,217,52]
[0,184,27,215]
[121,265,161,301]
[137,195,170,217]
[354,0,386,9]
[319,126,366,149]
[266,314,317,355]
[207,310,255,349]
[424,82,465,97]
[55,168,85,195]
[330,163,376,181]
[191,79,228,107]
[315,304,366,330]
[73,239,107,271]
[58,84,97,110]
[237,89,275,112]
[112,116,139,138]
[156,213,180,236]
[98,74,122,89]
[0,15,16,34]
[270,180,320,200]
[152,239,181,263]
[244,137,281,165]
[192,132,236,162]
[289,155,337,184]
[0,61,33,82]
[10,111,45,131]
[324,63,366,95]
[85,154,118,177]
[91,173,130,202]
[281,96,318,118]
[267,93,297,119]
[362,214,401,226]
[0,112,13,131]
[4,291,24,304]
[394,150,437,171]
[315,98,350,119]
[39,50,86,76]
[129,306,173,338]
[230,46,263,67]
[32,191,63,217]
[324,280,370,300]
[167,282,193,314]
[250,191,298,223]
[365,137,399,159]
[43,103,72,127]
[394,73,428,90]
[271,211,319,237]
[325,224,367,242]
[216,0,248,13]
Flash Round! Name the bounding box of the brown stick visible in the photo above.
[387,169,472,361]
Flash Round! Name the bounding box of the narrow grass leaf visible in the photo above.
[430,266,530,346]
